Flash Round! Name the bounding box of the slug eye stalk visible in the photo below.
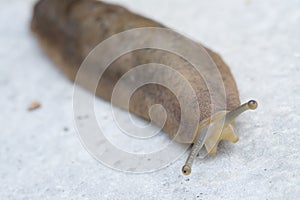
[182,100,258,175]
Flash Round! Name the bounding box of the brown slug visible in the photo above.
[30,0,257,175]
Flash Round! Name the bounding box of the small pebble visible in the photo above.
[28,101,41,111]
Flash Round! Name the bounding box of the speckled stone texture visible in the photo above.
[0,0,299,199]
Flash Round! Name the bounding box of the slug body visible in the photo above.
[31,0,257,175]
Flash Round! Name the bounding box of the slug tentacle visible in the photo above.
[182,100,258,175]
[224,100,258,124]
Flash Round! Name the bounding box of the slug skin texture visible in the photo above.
[31,0,241,144]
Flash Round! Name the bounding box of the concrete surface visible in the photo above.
[0,0,299,199]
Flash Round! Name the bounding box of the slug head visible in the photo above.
[182,100,258,175]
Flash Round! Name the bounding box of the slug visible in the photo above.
[31,0,257,175]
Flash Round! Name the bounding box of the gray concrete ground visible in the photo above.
[0,0,299,199]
